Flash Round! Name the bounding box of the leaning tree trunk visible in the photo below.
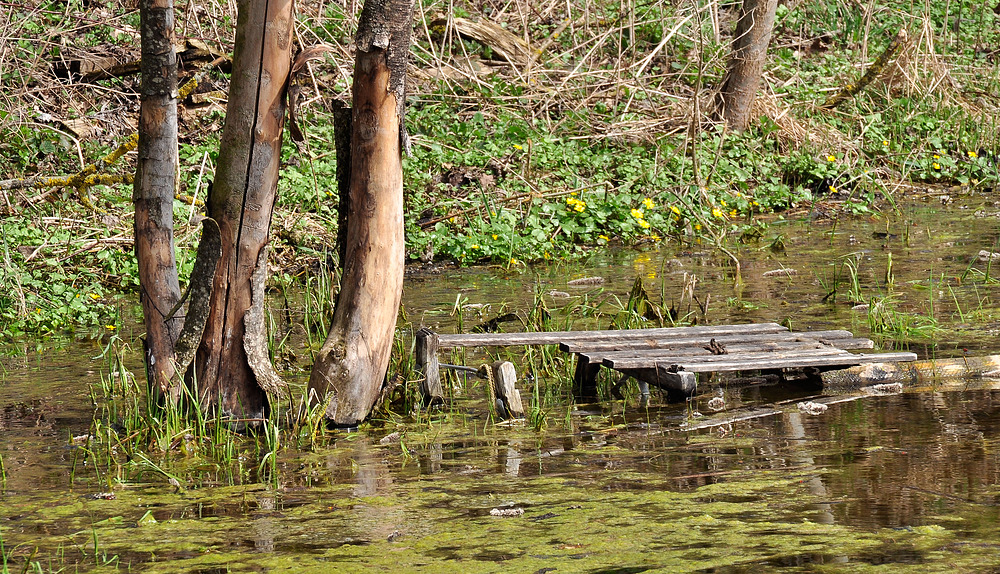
[195,0,294,420]
[308,0,415,426]
[715,0,778,132]
[134,0,183,401]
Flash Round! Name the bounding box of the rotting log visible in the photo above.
[195,0,293,420]
[134,0,183,400]
[822,354,1000,390]
[308,0,416,426]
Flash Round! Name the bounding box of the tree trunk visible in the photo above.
[134,0,182,401]
[308,0,414,427]
[715,0,777,132]
[196,0,294,420]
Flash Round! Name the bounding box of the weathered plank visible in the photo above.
[660,351,918,373]
[436,322,788,349]
[580,340,846,365]
[605,347,855,370]
[559,330,864,353]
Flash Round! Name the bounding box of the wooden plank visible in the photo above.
[605,347,855,370]
[559,330,858,353]
[663,352,918,373]
[435,322,788,348]
[580,340,836,365]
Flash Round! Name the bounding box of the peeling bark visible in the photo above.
[134,0,182,400]
[308,0,414,426]
[715,0,777,132]
[195,0,294,420]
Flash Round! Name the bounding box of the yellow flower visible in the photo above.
[106,325,116,331]
[712,207,725,219]
[35,308,41,313]
[88,293,101,300]
[829,185,836,193]
[631,208,644,219]
[933,154,940,159]
[642,197,655,209]
[969,150,979,159]
[720,199,727,207]
[637,218,651,229]
[599,234,609,242]
[566,197,586,212]
[730,210,738,218]
[492,234,498,240]
[513,144,523,150]
[827,155,836,162]
[933,162,941,170]
[471,244,479,249]
[649,234,661,242]
[882,140,889,147]
[694,224,702,231]
[670,205,681,215]
[509,258,519,265]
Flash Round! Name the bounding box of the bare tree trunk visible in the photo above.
[134,0,182,400]
[715,0,777,132]
[308,0,414,426]
[196,0,294,420]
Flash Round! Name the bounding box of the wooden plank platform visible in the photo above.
[414,323,917,404]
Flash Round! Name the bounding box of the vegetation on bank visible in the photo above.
[1,0,998,337]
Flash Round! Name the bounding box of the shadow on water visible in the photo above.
[4,198,1000,571]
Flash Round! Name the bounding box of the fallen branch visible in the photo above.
[821,28,909,109]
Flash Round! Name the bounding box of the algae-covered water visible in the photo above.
[5,195,1000,572]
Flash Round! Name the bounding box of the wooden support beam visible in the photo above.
[415,328,443,405]
[654,365,698,398]
[572,355,601,401]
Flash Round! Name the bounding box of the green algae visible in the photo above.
[4,423,1000,573]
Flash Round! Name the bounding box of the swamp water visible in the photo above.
[6,193,1000,572]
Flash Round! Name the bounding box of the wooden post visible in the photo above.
[415,328,443,405]
[491,360,524,419]
[572,355,601,401]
